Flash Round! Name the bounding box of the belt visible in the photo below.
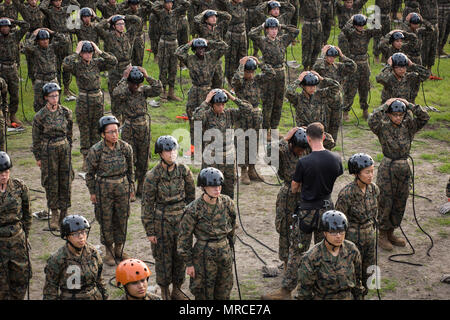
[227,29,246,35]
[0,225,23,239]
[271,64,285,69]
[98,176,127,183]
[156,208,184,216]
[350,220,373,230]
[159,39,178,44]
[384,156,408,162]
[299,194,332,210]
[78,89,102,96]
[124,118,147,126]
[196,238,228,248]
[43,137,67,146]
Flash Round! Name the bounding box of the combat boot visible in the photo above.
[9,113,22,127]
[387,229,406,247]
[171,285,188,300]
[114,243,130,261]
[49,209,60,231]
[160,87,168,102]
[362,109,369,120]
[248,164,264,182]
[103,246,116,266]
[261,287,292,300]
[160,286,171,300]
[168,86,182,102]
[240,166,250,185]
[378,230,393,251]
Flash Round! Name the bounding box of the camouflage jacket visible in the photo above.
[368,102,430,159]
[342,18,381,59]
[31,105,73,161]
[335,180,379,225]
[43,243,108,300]
[141,161,196,237]
[12,0,45,32]
[312,55,357,83]
[63,51,117,91]
[193,10,231,40]
[175,40,228,87]
[375,63,431,103]
[0,1,18,20]
[375,0,392,14]
[418,0,438,24]
[96,0,119,18]
[118,0,153,36]
[285,77,341,130]
[248,24,299,67]
[401,21,435,58]
[335,0,367,29]
[377,32,405,59]
[85,139,135,195]
[112,76,162,121]
[216,0,246,33]
[0,178,31,237]
[39,0,81,33]
[255,1,295,25]
[177,195,236,267]
[78,0,97,9]
[299,0,321,20]
[190,0,220,14]
[151,0,190,41]
[0,20,29,63]
[0,77,7,108]
[24,34,59,80]
[296,239,364,300]
[70,21,101,43]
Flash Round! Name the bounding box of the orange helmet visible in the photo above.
[116,259,151,286]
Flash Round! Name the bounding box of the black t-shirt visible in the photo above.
[292,150,343,202]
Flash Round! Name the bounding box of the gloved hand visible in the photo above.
[439,202,450,215]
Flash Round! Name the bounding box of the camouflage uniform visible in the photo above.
[85,139,134,247]
[31,104,73,211]
[95,14,140,122]
[418,0,439,69]
[141,162,195,288]
[285,77,341,134]
[70,20,101,44]
[402,1,420,21]
[148,11,160,58]
[368,102,429,231]
[373,0,392,59]
[377,30,406,61]
[299,0,322,70]
[119,292,161,300]
[401,19,435,65]
[175,39,228,146]
[0,177,32,300]
[152,0,190,90]
[0,77,7,151]
[0,19,29,119]
[96,0,118,19]
[193,10,231,89]
[244,0,263,55]
[24,32,59,112]
[193,97,252,199]
[375,63,430,104]
[62,51,118,159]
[312,54,357,140]
[190,0,220,36]
[249,24,299,129]
[43,243,108,300]
[296,239,364,300]
[335,0,367,56]
[335,181,379,294]
[0,0,18,20]
[341,18,381,112]
[320,0,334,45]
[438,0,450,54]
[255,1,295,26]
[177,194,236,300]
[176,1,190,49]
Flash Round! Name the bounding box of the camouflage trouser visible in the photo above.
[321,2,334,45]
[246,8,262,55]
[338,32,349,57]
[402,6,420,21]
[0,64,19,115]
[421,25,438,68]
[224,30,247,85]
[373,14,392,59]
[151,210,185,287]
[33,78,58,112]
[0,111,4,151]
[202,162,235,200]
[40,139,73,210]
[108,63,129,121]
[55,36,72,89]
[346,223,375,294]
[275,185,301,262]
[177,16,189,47]
[95,178,131,246]
[391,0,402,16]
[212,62,224,89]
[149,14,161,57]
[376,158,411,231]
[0,229,31,300]
[282,206,328,291]
[121,119,150,184]
[439,3,450,52]
[190,239,233,300]
[25,33,35,83]
[327,95,344,142]
[301,21,322,70]
[132,34,145,67]
[343,60,370,111]
[157,39,179,88]
[187,85,210,146]
[261,68,285,129]
[290,0,300,26]
[76,90,104,157]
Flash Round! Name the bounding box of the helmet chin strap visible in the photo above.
[324,234,341,252]
[202,188,217,200]
[356,173,368,186]
[160,156,174,170]
[66,229,90,253]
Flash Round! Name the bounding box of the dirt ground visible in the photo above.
[7,119,450,300]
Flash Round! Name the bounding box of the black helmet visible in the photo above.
[60,215,90,239]
[191,38,208,51]
[111,15,125,25]
[389,31,405,44]
[289,128,308,149]
[211,89,228,104]
[128,0,140,4]
[155,135,178,154]
[268,1,281,10]
[42,82,61,97]
[386,99,407,113]
[197,167,224,187]
[353,14,367,26]
[204,10,217,19]
[325,46,339,57]
[81,41,94,53]
[98,115,120,133]
[80,7,94,17]
[127,66,144,84]
[0,152,12,172]
[300,72,320,86]
[264,17,280,28]
[244,58,257,71]
[321,210,348,232]
[391,52,408,67]
[348,153,374,174]
[164,0,174,2]
[409,13,422,25]
[0,18,12,27]
[36,29,51,40]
